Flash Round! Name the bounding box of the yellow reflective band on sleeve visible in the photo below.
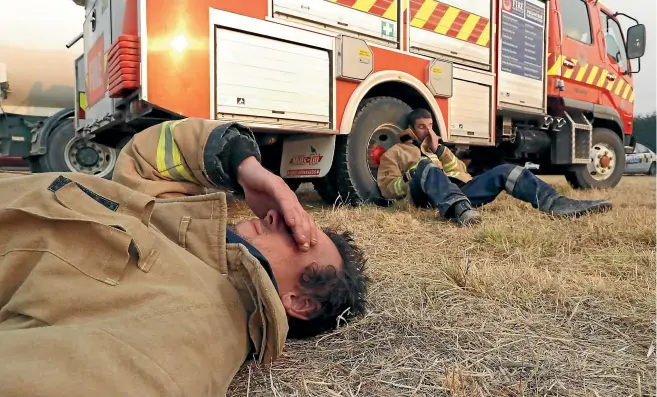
[157,122,174,181]
[156,120,199,184]
[393,177,408,197]
[445,171,460,178]
[168,120,199,184]
[442,157,457,171]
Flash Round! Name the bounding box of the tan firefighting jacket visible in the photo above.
[377,128,471,200]
[0,118,288,397]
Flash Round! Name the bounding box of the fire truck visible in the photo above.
[69,0,646,205]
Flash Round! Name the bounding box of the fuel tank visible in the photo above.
[0,0,85,117]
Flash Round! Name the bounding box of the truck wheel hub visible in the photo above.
[588,143,615,181]
[76,146,100,167]
[65,137,118,177]
[367,123,402,180]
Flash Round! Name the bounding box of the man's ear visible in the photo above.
[280,292,320,320]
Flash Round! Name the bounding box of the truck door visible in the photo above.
[597,10,634,134]
[553,0,603,105]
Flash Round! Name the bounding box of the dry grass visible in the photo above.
[225,175,656,397]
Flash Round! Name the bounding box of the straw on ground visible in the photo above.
[226,176,656,397]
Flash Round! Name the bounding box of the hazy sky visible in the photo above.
[2,0,655,113]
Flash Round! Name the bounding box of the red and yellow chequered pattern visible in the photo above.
[327,0,400,20]
[547,53,635,103]
[327,0,490,47]
[409,1,490,47]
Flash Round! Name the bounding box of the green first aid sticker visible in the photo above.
[381,21,394,39]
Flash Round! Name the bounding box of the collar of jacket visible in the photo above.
[399,128,435,158]
[149,192,288,364]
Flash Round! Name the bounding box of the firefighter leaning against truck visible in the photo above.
[377,109,613,226]
[0,119,368,396]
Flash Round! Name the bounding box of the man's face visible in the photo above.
[230,210,343,319]
[412,117,433,141]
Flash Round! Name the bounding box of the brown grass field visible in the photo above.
[225,175,656,397]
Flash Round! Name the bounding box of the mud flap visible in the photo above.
[280,135,335,179]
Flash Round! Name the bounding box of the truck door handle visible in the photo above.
[606,74,617,82]
[563,59,575,68]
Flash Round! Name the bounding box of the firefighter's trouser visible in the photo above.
[409,163,560,215]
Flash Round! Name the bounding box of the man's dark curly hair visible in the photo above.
[407,108,433,128]
[286,229,368,339]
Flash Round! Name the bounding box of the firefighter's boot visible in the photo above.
[543,197,612,218]
[444,200,482,226]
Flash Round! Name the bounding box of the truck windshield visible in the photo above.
[599,12,628,72]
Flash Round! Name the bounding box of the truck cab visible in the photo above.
[543,0,646,189]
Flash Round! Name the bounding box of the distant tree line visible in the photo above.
[633,112,656,151]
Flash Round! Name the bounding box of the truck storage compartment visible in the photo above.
[408,0,492,70]
[448,66,493,144]
[272,0,399,46]
[215,28,331,127]
[496,0,547,113]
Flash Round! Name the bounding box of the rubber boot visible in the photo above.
[443,200,482,226]
[543,197,613,217]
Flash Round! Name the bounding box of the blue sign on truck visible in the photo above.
[500,0,545,81]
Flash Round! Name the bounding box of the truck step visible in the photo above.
[565,111,592,164]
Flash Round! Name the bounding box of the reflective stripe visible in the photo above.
[442,157,457,172]
[156,123,174,181]
[393,177,407,196]
[156,120,199,183]
[504,166,524,194]
[420,162,439,191]
[445,171,460,178]
[168,120,199,183]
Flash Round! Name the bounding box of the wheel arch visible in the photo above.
[29,108,75,157]
[340,71,447,138]
[592,118,623,142]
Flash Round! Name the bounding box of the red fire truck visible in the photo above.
[68,0,646,205]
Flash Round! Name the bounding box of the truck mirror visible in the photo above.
[626,24,646,59]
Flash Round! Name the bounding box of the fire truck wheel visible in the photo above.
[38,118,118,179]
[329,96,412,206]
[284,179,302,192]
[565,127,625,190]
[312,176,341,205]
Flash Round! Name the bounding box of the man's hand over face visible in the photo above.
[428,129,440,153]
[236,157,318,251]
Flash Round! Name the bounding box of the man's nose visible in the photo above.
[264,210,285,231]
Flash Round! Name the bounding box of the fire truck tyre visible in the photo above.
[27,158,42,174]
[312,176,341,206]
[329,96,412,206]
[565,128,625,190]
[39,118,118,179]
[649,163,656,176]
[284,179,302,192]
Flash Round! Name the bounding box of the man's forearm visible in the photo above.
[112,119,263,198]
[203,124,262,193]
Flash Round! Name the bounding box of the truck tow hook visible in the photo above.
[552,117,567,131]
[540,115,554,130]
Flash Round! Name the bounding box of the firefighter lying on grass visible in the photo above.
[377,108,613,226]
[0,119,368,396]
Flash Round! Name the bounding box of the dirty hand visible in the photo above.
[236,156,318,251]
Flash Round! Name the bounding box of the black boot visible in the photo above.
[543,196,613,218]
[443,200,482,226]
